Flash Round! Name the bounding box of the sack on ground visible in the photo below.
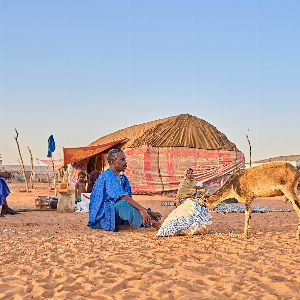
[157,199,212,237]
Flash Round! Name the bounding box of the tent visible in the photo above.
[64,114,245,194]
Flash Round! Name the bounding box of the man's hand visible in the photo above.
[146,208,162,221]
[140,209,152,225]
[148,210,162,222]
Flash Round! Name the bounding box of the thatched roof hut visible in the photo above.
[65,114,244,194]
[90,113,237,150]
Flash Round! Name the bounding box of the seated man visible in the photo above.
[88,149,161,231]
[175,168,208,207]
[0,176,19,217]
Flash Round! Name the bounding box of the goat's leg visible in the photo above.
[282,189,300,239]
[243,202,252,238]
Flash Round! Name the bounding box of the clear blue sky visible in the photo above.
[0,0,299,165]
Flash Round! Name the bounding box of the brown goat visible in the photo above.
[203,162,300,238]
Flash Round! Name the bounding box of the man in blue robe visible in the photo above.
[88,149,161,231]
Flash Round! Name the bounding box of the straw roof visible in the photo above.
[90,114,238,151]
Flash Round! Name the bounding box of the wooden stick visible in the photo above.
[47,173,51,189]
[27,147,34,189]
[50,156,57,196]
[16,208,56,212]
[246,130,252,167]
[14,128,29,192]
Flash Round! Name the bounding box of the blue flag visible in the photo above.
[47,135,56,158]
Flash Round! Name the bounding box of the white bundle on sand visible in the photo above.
[75,198,89,212]
[157,199,212,237]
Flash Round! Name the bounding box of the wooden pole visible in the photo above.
[246,131,252,167]
[47,173,51,189]
[27,147,34,189]
[50,156,57,196]
[17,159,22,180]
[14,128,29,192]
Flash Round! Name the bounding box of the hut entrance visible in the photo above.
[87,154,104,174]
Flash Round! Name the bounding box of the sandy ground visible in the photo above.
[0,182,300,300]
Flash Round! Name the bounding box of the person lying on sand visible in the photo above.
[0,176,19,217]
[88,149,162,231]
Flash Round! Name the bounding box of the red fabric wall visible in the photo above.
[68,146,245,194]
[124,146,245,194]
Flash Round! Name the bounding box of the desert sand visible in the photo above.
[0,182,300,300]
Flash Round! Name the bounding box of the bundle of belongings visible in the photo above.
[75,193,90,212]
[157,199,212,237]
